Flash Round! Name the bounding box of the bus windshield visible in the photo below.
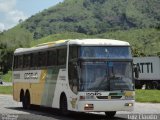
[79,46,132,59]
[79,61,133,91]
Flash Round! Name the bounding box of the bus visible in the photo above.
[12,39,135,117]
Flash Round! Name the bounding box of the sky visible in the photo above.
[0,0,63,31]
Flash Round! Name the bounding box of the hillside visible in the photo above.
[21,0,160,39]
[0,0,160,73]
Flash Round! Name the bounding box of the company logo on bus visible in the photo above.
[86,92,102,96]
[24,72,38,79]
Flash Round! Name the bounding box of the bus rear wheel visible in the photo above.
[105,111,116,118]
[60,95,69,115]
[22,91,31,109]
[22,95,26,109]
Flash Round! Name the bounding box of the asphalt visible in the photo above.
[0,94,160,120]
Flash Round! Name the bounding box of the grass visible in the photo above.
[1,71,12,82]
[135,89,160,103]
[0,86,12,94]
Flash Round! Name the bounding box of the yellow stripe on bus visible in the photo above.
[31,70,47,105]
[35,40,66,47]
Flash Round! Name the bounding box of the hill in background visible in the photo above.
[0,0,160,73]
[22,0,160,39]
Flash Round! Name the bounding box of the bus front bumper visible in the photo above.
[77,100,134,112]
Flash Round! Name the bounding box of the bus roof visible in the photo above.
[14,39,130,55]
[68,39,130,46]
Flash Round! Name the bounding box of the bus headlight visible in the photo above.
[84,104,94,110]
[125,103,133,107]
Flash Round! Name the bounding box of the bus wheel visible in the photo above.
[23,91,31,109]
[20,90,26,109]
[105,111,116,118]
[60,94,69,115]
[22,95,26,109]
[25,91,31,109]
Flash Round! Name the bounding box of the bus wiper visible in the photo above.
[110,77,125,91]
[95,77,109,92]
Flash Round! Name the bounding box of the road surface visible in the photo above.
[0,94,160,120]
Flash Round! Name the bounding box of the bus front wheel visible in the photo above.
[60,94,69,115]
[105,111,116,118]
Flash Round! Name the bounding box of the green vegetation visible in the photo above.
[0,26,32,73]
[0,86,12,94]
[0,0,160,74]
[2,71,12,82]
[22,0,160,39]
[136,89,160,103]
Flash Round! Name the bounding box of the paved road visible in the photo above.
[0,95,160,120]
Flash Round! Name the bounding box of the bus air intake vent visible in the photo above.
[96,96,122,99]
[96,96,108,99]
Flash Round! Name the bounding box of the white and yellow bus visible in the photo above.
[12,39,135,117]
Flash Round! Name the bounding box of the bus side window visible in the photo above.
[68,62,78,94]
[30,53,33,68]
[47,50,57,66]
[23,54,30,69]
[58,48,67,66]
[39,52,47,67]
[68,46,79,93]
[27,54,31,68]
[69,46,78,60]
[23,54,26,68]
[32,53,38,68]
[18,55,23,69]
[14,56,18,69]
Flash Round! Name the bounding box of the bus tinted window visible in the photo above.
[68,61,78,94]
[13,47,67,69]
[58,48,67,65]
[32,53,38,67]
[23,54,30,68]
[80,46,132,59]
[69,46,78,60]
[18,55,23,68]
[39,52,47,67]
[47,50,57,66]
[14,56,18,69]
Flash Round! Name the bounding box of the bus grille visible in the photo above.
[96,96,122,99]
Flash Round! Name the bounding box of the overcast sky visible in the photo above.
[0,0,63,31]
